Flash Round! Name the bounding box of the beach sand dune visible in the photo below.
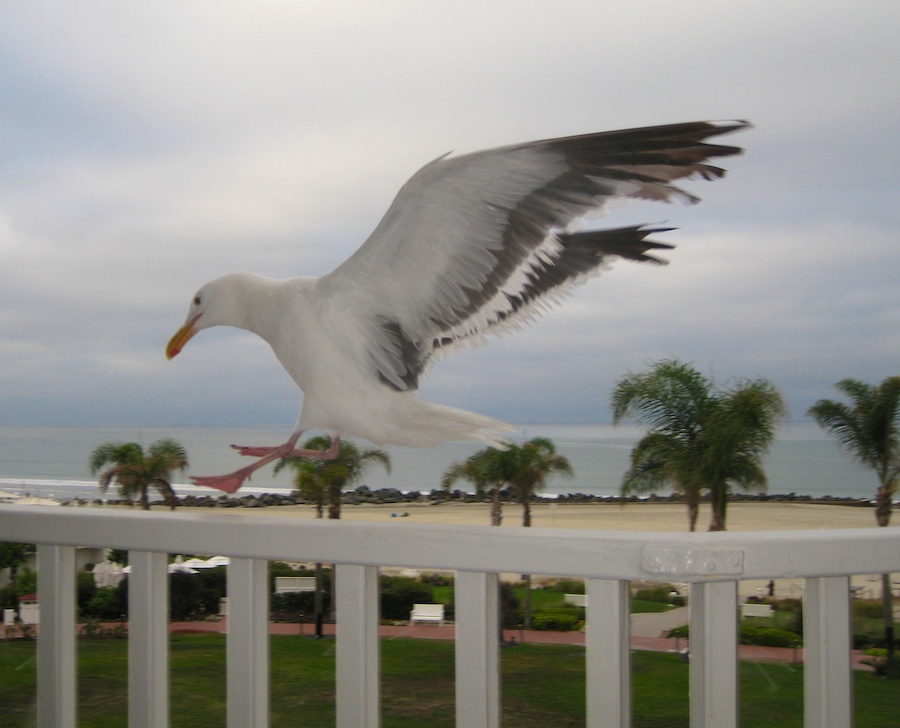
[191,500,889,533]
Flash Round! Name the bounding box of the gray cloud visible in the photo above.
[1,1,897,429]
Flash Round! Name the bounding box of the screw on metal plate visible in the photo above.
[641,546,744,577]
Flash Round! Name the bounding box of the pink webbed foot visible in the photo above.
[192,435,341,494]
[230,444,281,457]
[191,466,256,494]
[230,436,341,461]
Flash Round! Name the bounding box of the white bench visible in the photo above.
[563,593,588,607]
[409,603,445,626]
[274,576,316,594]
[740,603,774,619]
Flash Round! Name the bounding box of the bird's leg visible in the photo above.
[291,434,341,460]
[231,434,341,460]
[190,431,305,494]
[190,433,342,494]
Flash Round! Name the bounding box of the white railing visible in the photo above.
[1,504,898,728]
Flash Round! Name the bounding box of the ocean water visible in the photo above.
[0,422,875,503]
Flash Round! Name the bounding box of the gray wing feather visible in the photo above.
[322,120,749,391]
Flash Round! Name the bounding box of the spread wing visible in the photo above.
[320,120,749,391]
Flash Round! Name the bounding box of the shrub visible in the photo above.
[420,573,454,587]
[116,577,129,614]
[13,567,36,597]
[77,571,98,614]
[853,600,884,619]
[773,597,802,613]
[107,549,129,566]
[634,584,684,606]
[380,576,433,621]
[500,582,521,629]
[169,572,203,620]
[852,624,891,650]
[531,607,583,632]
[550,579,585,595]
[86,587,125,620]
[197,565,228,598]
[271,592,317,622]
[739,625,802,648]
[667,624,801,649]
[0,585,18,610]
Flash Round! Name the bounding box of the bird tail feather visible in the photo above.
[389,399,515,449]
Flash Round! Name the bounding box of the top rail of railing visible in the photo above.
[2,505,898,582]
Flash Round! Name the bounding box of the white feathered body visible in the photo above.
[174,121,747,451]
[211,272,511,447]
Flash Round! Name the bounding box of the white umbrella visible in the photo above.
[121,563,199,574]
[181,558,211,569]
[169,563,197,574]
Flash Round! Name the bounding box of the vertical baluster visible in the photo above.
[336,564,380,728]
[37,544,77,728]
[804,576,852,728]
[227,557,270,728]
[689,580,738,728]
[455,571,499,728]
[128,550,169,728]
[586,579,630,728]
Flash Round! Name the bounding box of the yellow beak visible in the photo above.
[166,314,201,360]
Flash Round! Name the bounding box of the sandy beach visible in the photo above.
[178,499,891,533]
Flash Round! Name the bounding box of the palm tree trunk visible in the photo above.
[881,573,895,668]
[708,501,726,531]
[522,496,533,627]
[524,574,532,629]
[708,482,727,531]
[490,485,502,527]
[875,484,892,527]
[876,486,895,669]
[328,492,341,520]
[328,563,337,624]
[686,495,699,532]
[314,562,324,638]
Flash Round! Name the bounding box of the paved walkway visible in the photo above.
[169,611,874,671]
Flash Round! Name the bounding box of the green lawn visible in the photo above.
[1,635,897,727]
[432,584,677,616]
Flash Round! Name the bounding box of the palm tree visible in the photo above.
[274,436,390,636]
[441,448,509,526]
[702,380,786,530]
[504,438,574,528]
[273,436,391,520]
[611,360,785,531]
[443,438,572,629]
[808,376,900,670]
[279,459,349,519]
[502,437,573,628]
[89,439,189,510]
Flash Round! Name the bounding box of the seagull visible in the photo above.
[167,120,749,493]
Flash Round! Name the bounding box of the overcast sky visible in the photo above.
[1,1,897,432]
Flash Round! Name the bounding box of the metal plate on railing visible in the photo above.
[641,545,744,578]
